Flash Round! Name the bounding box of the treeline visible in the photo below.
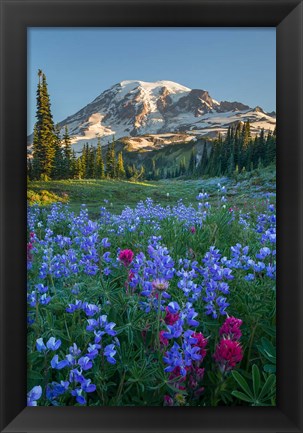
[186,122,275,178]
[198,122,276,177]
[144,122,276,180]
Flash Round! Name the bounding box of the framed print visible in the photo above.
[0,0,302,432]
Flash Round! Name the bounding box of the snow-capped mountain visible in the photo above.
[28,80,276,152]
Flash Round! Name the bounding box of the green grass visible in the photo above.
[28,166,276,218]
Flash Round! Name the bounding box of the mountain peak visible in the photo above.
[117,79,191,91]
[28,80,276,149]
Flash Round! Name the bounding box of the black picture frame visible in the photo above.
[0,0,302,432]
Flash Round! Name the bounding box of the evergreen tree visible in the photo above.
[51,126,64,179]
[264,130,276,166]
[62,126,72,178]
[188,148,197,176]
[151,159,157,180]
[80,144,88,178]
[95,138,105,179]
[242,121,251,148]
[179,157,186,176]
[32,70,56,179]
[70,150,77,179]
[106,138,116,178]
[87,145,95,178]
[117,152,126,178]
[125,164,133,179]
[27,158,33,181]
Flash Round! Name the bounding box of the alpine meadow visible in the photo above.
[27,29,276,407]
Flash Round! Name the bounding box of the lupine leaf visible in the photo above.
[231,390,254,403]
[259,374,276,401]
[232,370,254,399]
[252,364,261,398]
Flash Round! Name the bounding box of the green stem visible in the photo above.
[156,292,162,352]
[64,315,71,341]
[116,370,126,404]
[211,375,225,406]
[246,322,258,371]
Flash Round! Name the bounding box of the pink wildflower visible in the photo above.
[164,307,179,325]
[190,226,196,234]
[128,270,135,282]
[118,249,134,267]
[159,330,169,347]
[163,395,174,406]
[169,367,187,391]
[192,332,208,359]
[27,242,33,261]
[219,316,243,340]
[213,339,243,373]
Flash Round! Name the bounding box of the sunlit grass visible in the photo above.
[28,166,275,218]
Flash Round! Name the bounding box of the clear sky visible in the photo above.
[27,28,276,134]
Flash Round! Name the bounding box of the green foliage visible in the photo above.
[27,175,276,406]
[232,365,276,406]
[257,337,276,373]
[27,166,276,218]
[27,189,69,206]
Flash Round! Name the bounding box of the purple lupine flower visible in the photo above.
[36,283,48,294]
[163,318,183,340]
[80,378,96,393]
[78,356,93,371]
[51,355,69,370]
[102,252,111,263]
[82,302,100,317]
[36,337,47,352]
[104,322,117,336]
[167,301,180,314]
[86,343,101,360]
[27,385,42,406]
[71,388,86,405]
[46,381,69,404]
[39,294,51,305]
[163,342,186,376]
[46,337,61,351]
[101,238,111,248]
[104,344,117,364]
[66,300,83,313]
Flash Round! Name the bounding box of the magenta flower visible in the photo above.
[164,307,179,325]
[190,226,196,234]
[219,316,243,340]
[163,395,174,406]
[118,249,134,267]
[159,330,169,347]
[213,339,243,373]
[192,332,208,359]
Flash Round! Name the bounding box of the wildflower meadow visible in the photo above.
[27,180,276,407]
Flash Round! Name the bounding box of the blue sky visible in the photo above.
[27,28,276,134]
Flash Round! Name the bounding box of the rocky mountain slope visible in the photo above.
[28,80,276,153]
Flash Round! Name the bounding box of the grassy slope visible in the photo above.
[28,165,276,218]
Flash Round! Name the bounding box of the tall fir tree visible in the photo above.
[51,125,64,179]
[188,148,197,176]
[62,126,72,178]
[106,138,116,178]
[95,138,105,179]
[197,143,208,176]
[32,70,56,179]
[117,152,126,178]
[70,150,77,179]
